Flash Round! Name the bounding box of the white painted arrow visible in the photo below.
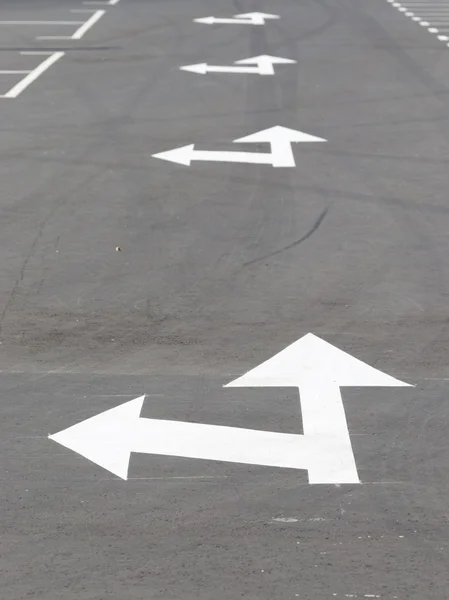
[194,12,280,25]
[152,126,326,168]
[180,55,296,76]
[49,334,411,484]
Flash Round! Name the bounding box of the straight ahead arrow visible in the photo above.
[152,126,326,168]
[180,55,296,76]
[49,334,411,484]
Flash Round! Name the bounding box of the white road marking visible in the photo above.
[0,51,64,99]
[49,334,410,483]
[181,64,263,75]
[0,70,29,74]
[194,12,280,25]
[180,55,296,76]
[37,9,105,40]
[0,21,83,25]
[152,126,326,168]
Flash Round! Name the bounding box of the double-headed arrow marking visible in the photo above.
[180,55,296,76]
[49,334,410,484]
[194,12,280,25]
[152,126,326,168]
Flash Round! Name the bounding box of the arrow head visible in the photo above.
[152,144,195,166]
[234,12,280,19]
[226,333,411,388]
[234,126,327,144]
[49,396,146,479]
[180,63,208,74]
[235,55,297,65]
[194,16,215,24]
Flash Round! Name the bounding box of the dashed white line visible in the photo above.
[387,0,449,46]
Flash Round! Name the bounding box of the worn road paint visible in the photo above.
[152,126,326,168]
[180,55,296,76]
[49,334,410,483]
[0,51,64,99]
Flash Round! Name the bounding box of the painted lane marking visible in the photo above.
[49,334,411,483]
[152,126,326,168]
[0,70,29,74]
[180,55,296,76]
[194,12,280,25]
[0,51,64,99]
[37,9,105,40]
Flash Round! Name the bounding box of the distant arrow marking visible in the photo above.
[194,12,280,25]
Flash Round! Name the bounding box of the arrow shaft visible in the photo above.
[131,379,358,483]
[212,17,261,24]
[133,418,314,471]
[192,149,274,165]
[255,60,275,74]
[129,382,359,483]
[206,65,263,74]
[268,140,296,167]
[297,379,359,483]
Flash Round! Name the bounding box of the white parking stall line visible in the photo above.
[0,21,83,25]
[0,70,29,74]
[0,52,64,99]
[37,10,105,40]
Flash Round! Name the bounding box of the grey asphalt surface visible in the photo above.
[1,0,449,598]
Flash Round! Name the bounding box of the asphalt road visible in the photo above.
[1,0,449,598]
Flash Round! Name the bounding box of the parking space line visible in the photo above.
[0,51,64,99]
[0,70,30,74]
[0,21,83,25]
[37,10,105,40]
